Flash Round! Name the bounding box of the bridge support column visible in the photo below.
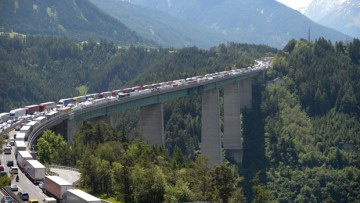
[67,118,78,145]
[239,79,252,109]
[223,79,252,164]
[223,82,242,163]
[140,103,164,146]
[201,89,222,167]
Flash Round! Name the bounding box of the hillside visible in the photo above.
[90,0,225,49]
[0,0,147,45]
[0,35,277,113]
[121,0,351,48]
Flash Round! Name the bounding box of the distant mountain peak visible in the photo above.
[304,0,360,37]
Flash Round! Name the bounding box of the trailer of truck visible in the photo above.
[25,160,45,184]
[43,176,74,201]
[10,108,26,120]
[25,105,40,115]
[15,132,26,141]
[0,113,10,123]
[19,125,32,138]
[39,102,55,112]
[57,98,73,107]
[15,140,27,156]
[63,189,101,203]
[17,151,33,171]
[33,116,47,124]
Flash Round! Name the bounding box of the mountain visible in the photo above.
[90,0,225,48]
[0,0,147,45]
[305,0,360,38]
[114,0,351,48]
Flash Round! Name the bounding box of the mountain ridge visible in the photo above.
[0,0,149,45]
[305,0,360,37]
[98,0,351,48]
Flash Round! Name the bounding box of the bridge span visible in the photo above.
[28,66,266,167]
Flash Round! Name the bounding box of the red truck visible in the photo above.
[42,176,74,202]
[25,105,40,115]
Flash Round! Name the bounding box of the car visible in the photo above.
[1,195,13,203]
[9,138,15,146]
[29,199,40,203]
[15,125,21,131]
[10,184,18,191]
[6,160,13,167]
[4,146,11,155]
[9,167,18,174]
[0,171,6,176]
[17,191,29,201]
[0,165,4,171]
[38,181,44,190]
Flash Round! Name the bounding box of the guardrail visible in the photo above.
[50,165,80,186]
[1,186,23,203]
[49,164,79,172]
[27,68,264,147]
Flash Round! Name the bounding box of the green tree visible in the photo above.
[36,130,68,164]
[208,164,237,203]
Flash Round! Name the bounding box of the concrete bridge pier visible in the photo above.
[239,79,252,109]
[201,89,222,167]
[140,103,165,146]
[223,82,242,163]
[223,79,252,164]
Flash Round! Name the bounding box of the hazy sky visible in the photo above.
[276,0,313,10]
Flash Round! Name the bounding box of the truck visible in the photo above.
[58,107,71,114]
[45,111,58,120]
[57,98,74,107]
[0,113,10,123]
[26,121,39,130]
[42,176,74,202]
[17,151,33,171]
[15,140,27,156]
[15,132,26,141]
[63,189,101,203]
[99,91,112,98]
[25,105,40,115]
[33,116,47,124]
[39,102,56,112]
[73,96,86,104]
[20,125,32,138]
[10,108,26,120]
[25,160,45,184]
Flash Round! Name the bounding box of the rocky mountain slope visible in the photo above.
[305,0,360,37]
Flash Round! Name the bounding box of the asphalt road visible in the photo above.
[1,130,47,201]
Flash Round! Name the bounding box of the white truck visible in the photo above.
[25,160,45,184]
[63,189,102,203]
[15,132,26,141]
[15,140,27,156]
[17,151,33,171]
[33,116,47,124]
[42,176,74,202]
[9,108,26,120]
[20,125,32,138]
[0,113,10,123]
[26,120,39,130]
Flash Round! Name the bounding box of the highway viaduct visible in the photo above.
[28,69,264,167]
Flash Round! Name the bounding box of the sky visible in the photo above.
[276,0,313,10]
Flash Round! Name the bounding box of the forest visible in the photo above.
[1,34,359,202]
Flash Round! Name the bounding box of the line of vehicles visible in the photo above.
[0,59,271,202]
[4,141,102,202]
[0,58,271,137]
